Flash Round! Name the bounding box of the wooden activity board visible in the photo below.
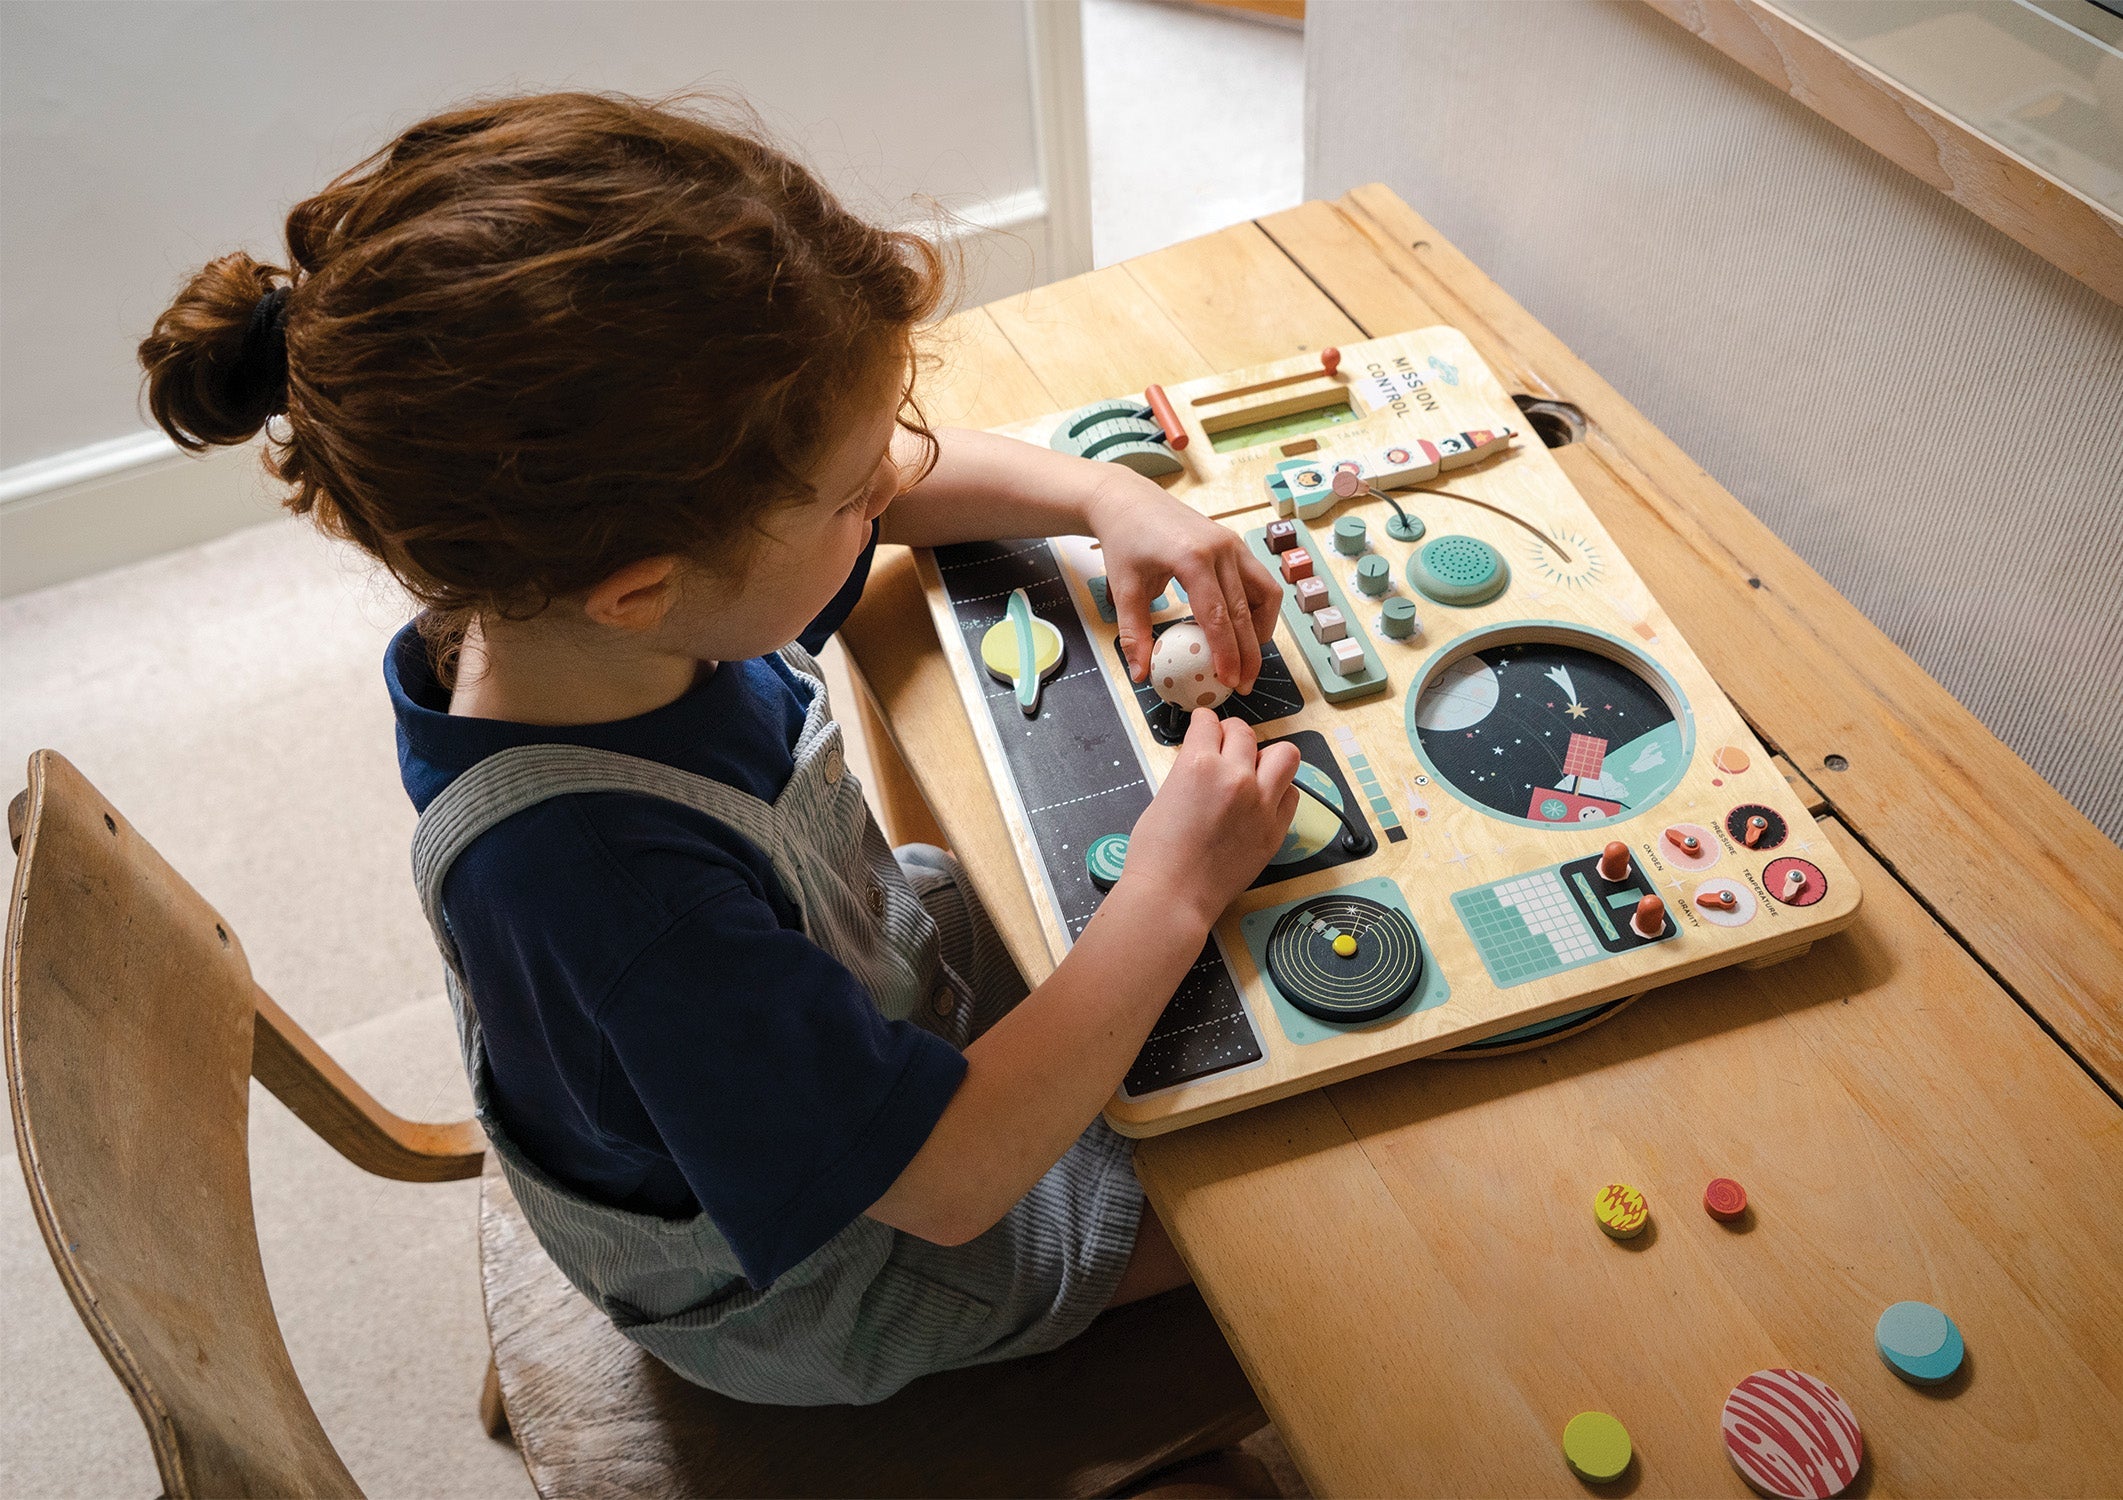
[919,329,1860,1136]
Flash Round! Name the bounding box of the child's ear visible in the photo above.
[584,556,682,632]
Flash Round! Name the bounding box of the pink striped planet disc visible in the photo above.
[1720,1369,1864,1499]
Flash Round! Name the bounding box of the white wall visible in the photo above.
[1307,0,2123,844]
[0,0,1087,591]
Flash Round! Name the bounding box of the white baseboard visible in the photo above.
[0,438,280,599]
[938,185,1058,311]
[0,188,1065,601]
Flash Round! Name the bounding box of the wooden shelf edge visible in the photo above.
[1641,0,2123,306]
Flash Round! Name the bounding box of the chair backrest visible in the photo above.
[5,750,360,1498]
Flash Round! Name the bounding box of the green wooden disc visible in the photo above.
[1085,833,1130,891]
[1562,1411,1632,1483]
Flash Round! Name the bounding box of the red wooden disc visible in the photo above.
[1705,1177,1748,1222]
[1721,1369,1862,1499]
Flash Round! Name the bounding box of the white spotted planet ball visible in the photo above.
[1149,622,1231,711]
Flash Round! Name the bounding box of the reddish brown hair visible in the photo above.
[140,91,946,641]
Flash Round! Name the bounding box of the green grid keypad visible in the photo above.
[1453,869,1606,988]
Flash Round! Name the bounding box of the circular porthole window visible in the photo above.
[1405,623,1694,828]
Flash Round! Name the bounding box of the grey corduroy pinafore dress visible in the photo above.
[410,643,1144,1406]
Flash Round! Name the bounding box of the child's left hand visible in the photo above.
[1088,470,1282,693]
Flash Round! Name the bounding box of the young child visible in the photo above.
[140,92,1300,1406]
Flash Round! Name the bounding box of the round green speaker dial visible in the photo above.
[1408,534,1509,607]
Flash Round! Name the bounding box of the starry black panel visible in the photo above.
[932,538,1263,1096]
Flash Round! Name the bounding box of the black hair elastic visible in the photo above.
[232,285,292,416]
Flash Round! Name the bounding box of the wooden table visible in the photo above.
[839,187,2123,1497]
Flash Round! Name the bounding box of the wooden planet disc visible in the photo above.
[1721,1369,1863,1499]
[1594,1183,1649,1239]
[1875,1301,1964,1385]
[1704,1177,1748,1222]
[1084,833,1130,892]
[979,589,1065,717]
[1561,1410,1632,1483]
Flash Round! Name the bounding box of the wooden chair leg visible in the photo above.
[479,1353,512,1443]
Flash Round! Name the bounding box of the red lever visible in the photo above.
[1321,347,1341,376]
[1143,385,1188,451]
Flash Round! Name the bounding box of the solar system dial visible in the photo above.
[1262,894,1425,1024]
[1409,634,1688,828]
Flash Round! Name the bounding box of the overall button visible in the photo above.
[822,746,845,785]
[930,985,957,1018]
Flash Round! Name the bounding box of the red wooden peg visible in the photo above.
[1143,384,1188,451]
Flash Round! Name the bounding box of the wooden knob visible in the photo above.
[1598,841,1631,883]
[1321,346,1341,376]
[1782,867,1807,899]
[1744,814,1769,848]
[1633,894,1668,938]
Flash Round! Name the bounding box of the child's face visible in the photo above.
[661,373,904,663]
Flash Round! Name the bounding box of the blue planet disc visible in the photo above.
[1875,1300,1964,1385]
[1085,833,1130,891]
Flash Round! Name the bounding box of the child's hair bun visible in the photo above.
[139,251,292,450]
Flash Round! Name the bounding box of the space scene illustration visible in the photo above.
[1411,640,1685,825]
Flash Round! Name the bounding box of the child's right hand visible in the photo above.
[1120,709,1301,932]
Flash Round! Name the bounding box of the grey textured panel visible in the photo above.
[1306,0,2123,843]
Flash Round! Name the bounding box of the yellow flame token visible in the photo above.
[1562,1410,1632,1483]
[1594,1183,1650,1239]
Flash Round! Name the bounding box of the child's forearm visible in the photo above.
[863,874,1211,1246]
[883,425,1281,694]
[880,428,1116,546]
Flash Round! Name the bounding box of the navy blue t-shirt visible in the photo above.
[389,527,966,1287]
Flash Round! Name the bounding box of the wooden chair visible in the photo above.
[5,750,1270,1498]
